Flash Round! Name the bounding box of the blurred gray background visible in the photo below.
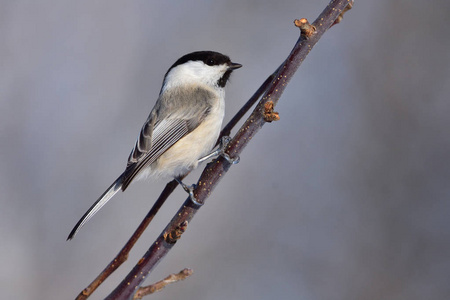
[1,1,449,299]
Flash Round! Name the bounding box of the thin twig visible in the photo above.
[133,268,193,299]
[105,1,353,299]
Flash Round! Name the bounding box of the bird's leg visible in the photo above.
[175,177,202,206]
[198,136,240,164]
[180,137,239,205]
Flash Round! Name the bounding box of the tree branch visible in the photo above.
[75,1,354,299]
[74,181,178,300]
[133,268,193,299]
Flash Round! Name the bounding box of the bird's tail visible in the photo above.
[67,175,123,240]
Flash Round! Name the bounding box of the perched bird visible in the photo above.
[68,51,242,240]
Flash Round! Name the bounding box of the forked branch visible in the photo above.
[74,1,354,299]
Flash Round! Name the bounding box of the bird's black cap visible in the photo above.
[166,51,242,87]
[169,51,233,70]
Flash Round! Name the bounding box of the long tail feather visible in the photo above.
[67,175,123,240]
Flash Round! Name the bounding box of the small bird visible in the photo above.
[68,51,242,240]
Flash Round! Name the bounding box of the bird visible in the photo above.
[67,51,242,240]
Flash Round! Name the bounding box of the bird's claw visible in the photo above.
[218,136,240,164]
[176,178,202,206]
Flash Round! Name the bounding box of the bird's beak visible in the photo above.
[228,62,242,70]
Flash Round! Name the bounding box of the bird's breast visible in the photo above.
[150,93,225,178]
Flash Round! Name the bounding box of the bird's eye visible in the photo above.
[206,58,215,66]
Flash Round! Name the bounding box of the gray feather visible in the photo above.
[122,86,214,190]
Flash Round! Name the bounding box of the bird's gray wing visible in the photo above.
[121,87,215,190]
[67,87,215,239]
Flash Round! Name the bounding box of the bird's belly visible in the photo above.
[150,109,224,179]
